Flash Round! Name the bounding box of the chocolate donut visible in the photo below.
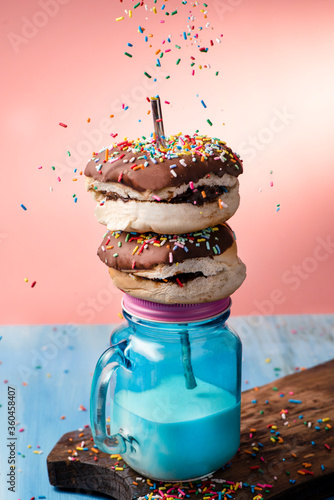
[85,134,243,234]
[97,224,246,304]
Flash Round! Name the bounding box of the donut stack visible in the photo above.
[84,133,246,304]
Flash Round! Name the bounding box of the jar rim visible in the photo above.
[121,294,231,324]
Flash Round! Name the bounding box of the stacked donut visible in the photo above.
[84,133,246,304]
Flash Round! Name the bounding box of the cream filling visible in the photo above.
[86,173,238,202]
[126,244,239,279]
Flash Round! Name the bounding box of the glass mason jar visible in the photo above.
[90,294,242,482]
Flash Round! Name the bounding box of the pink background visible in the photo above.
[1,0,334,325]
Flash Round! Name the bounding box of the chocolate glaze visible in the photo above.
[85,136,242,194]
[98,224,235,271]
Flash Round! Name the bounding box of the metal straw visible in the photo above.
[151,97,195,389]
[150,96,166,148]
[180,331,197,390]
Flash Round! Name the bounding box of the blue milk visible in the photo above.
[91,296,242,481]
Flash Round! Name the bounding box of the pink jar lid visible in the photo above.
[122,294,231,323]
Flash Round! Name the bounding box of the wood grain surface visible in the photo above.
[47,359,334,500]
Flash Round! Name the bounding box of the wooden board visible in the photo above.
[47,360,334,500]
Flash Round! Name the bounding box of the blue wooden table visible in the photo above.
[0,315,334,499]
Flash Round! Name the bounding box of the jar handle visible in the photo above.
[90,340,129,455]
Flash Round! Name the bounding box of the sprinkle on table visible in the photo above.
[59,122,67,128]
